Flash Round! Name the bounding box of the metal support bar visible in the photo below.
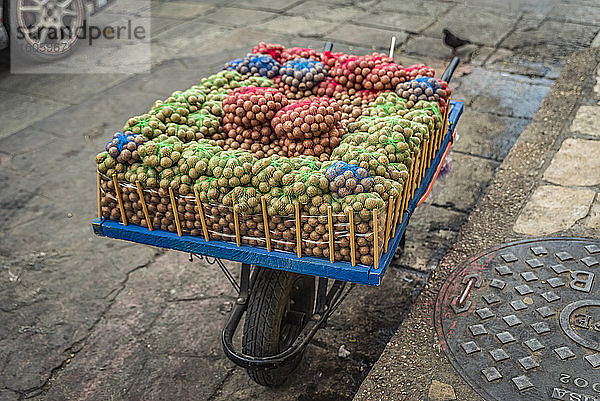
[315,277,329,315]
[189,253,241,294]
[239,263,251,303]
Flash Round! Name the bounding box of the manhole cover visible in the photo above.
[435,238,600,401]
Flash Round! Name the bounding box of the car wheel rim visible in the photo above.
[17,0,84,55]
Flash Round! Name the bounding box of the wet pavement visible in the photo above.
[1,0,599,400]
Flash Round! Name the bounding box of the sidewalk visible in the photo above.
[354,48,600,401]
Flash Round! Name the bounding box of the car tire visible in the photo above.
[7,0,86,63]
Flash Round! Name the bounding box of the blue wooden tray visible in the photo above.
[92,101,463,286]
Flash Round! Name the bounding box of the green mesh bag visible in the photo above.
[137,135,185,172]
[125,162,159,188]
[367,92,409,117]
[150,100,191,125]
[123,114,166,139]
[179,140,223,178]
[223,187,262,215]
[208,150,256,188]
[194,176,228,204]
[339,192,386,222]
[96,151,126,181]
[251,155,295,194]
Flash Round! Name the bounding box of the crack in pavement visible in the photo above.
[24,252,162,400]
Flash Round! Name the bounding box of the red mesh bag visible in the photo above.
[251,42,286,63]
[330,53,396,90]
[405,64,436,80]
[363,63,407,91]
[354,89,381,103]
[279,124,343,160]
[271,98,342,139]
[320,51,349,71]
[313,77,346,97]
[280,47,322,63]
[221,87,288,149]
[222,87,288,128]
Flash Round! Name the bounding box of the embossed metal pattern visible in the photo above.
[435,238,600,401]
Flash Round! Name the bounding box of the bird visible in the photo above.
[443,29,471,54]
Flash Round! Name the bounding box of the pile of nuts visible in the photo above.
[96,42,454,268]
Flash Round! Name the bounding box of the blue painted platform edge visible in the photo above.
[92,101,464,287]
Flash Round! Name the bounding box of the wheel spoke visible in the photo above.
[20,5,42,12]
[61,9,77,16]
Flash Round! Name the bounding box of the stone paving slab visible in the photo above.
[542,138,600,186]
[570,104,600,136]
[252,15,336,37]
[326,24,408,50]
[453,110,531,161]
[375,0,453,16]
[548,3,600,25]
[200,7,279,27]
[235,0,303,12]
[422,5,519,47]
[285,0,365,23]
[503,18,599,59]
[513,184,596,235]
[152,1,215,19]
[0,92,70,139]
[353,11,435,34]
[429,152,499,212]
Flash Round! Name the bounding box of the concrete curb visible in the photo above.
[353,48,600,401]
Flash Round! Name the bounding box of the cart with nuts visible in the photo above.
[92,40,463,386]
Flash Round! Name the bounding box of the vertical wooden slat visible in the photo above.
[168,187,182,237]
[373,209,379,269]
[348,207,356,267]
[136,180,153,231]
[233,203,241,247]
[193,187,209,241]
[261,197,271,251]
[97,172,102,220]
[402,153,415,214]
[391,195,402,237]
[295,202,302,258]
[384,197,394,252]
[327,206,334,263]
[112,174,128,226]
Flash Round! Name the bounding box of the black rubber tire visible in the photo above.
[242,268,315,387]
[8,0,86,63]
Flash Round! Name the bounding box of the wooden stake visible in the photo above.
[327,206,334,263]
[168,187,182,237]
[193,187,209,241]
[348,207,356,267]
[391,195,402,238]
[233,203,241,247]
[112,174,128,226]
[295,202,302,258]
[411,154,420,198]
[384,197,394,253]
[402,153,415,214]
[97,171,102,220]
[261,197,271,251]
[136,181,153,231]
[373,209,379,269]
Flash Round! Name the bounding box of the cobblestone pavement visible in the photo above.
[1,0,599,400]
